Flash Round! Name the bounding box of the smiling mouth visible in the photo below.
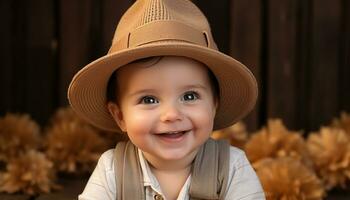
[156,130,190,138]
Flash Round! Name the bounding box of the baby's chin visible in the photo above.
[141,146,200,166]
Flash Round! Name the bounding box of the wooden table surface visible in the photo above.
[0,177,349,200]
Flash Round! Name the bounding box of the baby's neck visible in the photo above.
[152,166,191,200]
[142,149,197,171]
[143,151,197,200]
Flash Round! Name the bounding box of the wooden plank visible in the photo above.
[0,0,13,115]
[193,0,230,53]
[24,0,56,125]
[339,0,350,113]
[229,0,262,131]
[101,0,135,53]
[267,0,299,129]
[86,1,105,58]
[295,0,312,131]
[58,0,94,106]
[36,177,89,200]
[0,194,31,200]
[326,187,350,200]
[308,0,341,130]
[10,0,27,113]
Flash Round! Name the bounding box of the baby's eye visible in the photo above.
[140,96,159,104]
[182,91,199,101]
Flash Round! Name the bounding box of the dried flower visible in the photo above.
[211,121,248,149]
[245,119,311,168]
[50,107,90,126]
[50,106,127,150]
[255,157,324,200]
[45,120,107,174]
[0,114,40,162]
[307,127,350,190]
[332,112,350,137]
[0,150,59,195]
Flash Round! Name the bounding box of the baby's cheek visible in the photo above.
[190,108,215,129]
[124,111,154,133]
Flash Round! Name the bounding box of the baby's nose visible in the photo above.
[160,104,183,122]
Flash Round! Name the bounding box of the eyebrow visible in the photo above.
[181,84,208,91]
[128,84,208,98]
[128,89,158,98]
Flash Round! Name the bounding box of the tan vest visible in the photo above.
[114,138,230,200]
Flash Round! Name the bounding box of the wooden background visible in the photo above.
[0,0,349,134]
[1,0,350,199]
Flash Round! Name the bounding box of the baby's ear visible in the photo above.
[214,102,219,117]
[214,98,219,113]
[107,102,126,132]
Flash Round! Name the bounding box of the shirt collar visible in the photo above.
[137,148,191,199]
[138,149,162,193]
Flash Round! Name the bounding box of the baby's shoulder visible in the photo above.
[225,147,266,199]
[96,149,115,172]
[228,146,251,169]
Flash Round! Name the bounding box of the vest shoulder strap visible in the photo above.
[114,141,144,200]
[189,138,230,200]
[114,139,230,200]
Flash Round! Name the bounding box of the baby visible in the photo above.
[68,0,265,200]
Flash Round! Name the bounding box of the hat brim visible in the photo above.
[68,42,258,132]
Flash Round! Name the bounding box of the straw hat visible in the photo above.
[68,0,258,132]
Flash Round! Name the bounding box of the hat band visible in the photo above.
[108,21,216,54]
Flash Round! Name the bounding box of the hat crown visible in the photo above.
[109,0,217,53]
[68,0,258,133]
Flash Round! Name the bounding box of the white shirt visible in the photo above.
[79,146,265,200]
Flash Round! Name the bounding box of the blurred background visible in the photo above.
[0,0,350,199]
[0,0,349,133]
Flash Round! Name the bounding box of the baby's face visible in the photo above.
[109,56,217,164]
